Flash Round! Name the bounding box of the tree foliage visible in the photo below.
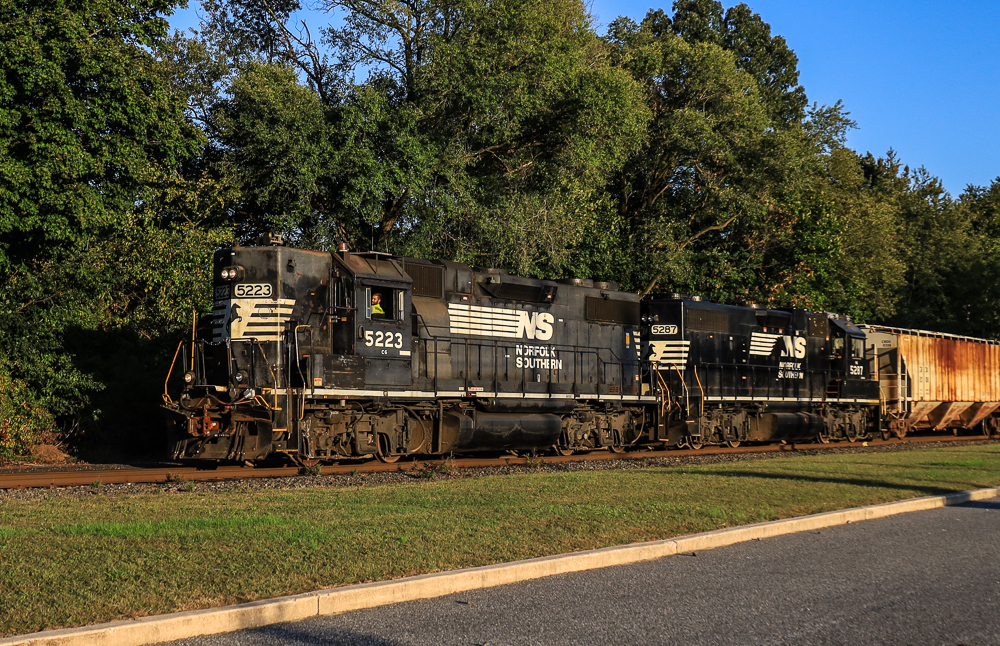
[199,0,649,278]
[0,0,228,458]
[0,0,203,270]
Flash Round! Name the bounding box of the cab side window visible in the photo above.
[366,288,405,321]
[370,289,388,318]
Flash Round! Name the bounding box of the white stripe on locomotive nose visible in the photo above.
[749,332,781,356]
[648,340,689,365]
[448,303,522,337]
[216,297,295,340]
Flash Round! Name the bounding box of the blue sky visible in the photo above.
[171,0,1000,196]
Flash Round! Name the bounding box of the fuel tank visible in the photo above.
[440,411,562,452]
[747,412,824,442]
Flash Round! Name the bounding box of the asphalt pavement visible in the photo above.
[166,500,1000,646]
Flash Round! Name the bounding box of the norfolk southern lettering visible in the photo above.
[778,361,804,379]
[515,344,564,370]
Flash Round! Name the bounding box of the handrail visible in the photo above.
[655,369,673,436]
[692,365,706,418]
[254,342,280,414]
[293,325,312,421]
[412,333,644,399]
[651,360,873,403]
[658,363,689,414]
[162,340,185,406]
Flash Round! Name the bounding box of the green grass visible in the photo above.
[2,443,999,637]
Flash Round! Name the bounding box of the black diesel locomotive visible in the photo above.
[164,238,881,463]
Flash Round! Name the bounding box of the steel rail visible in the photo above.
[0,434,991,490]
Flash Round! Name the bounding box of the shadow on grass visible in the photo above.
[689,469,972,497]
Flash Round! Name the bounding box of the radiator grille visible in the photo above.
[686,309,729,333]
[404,263,443,298]
[586,297,640,325]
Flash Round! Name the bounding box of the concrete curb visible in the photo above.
[5,486,997,646]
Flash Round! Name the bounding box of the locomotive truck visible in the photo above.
[163,237,995,464]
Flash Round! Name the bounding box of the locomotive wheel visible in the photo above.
[816,432,830,444]
[552,445,574,456]
[685,438,703,450]
[607,444,625,454]
[375,435,400,463]
[881,429,891,441]
[726,440,741,448]
[295,457,321,468]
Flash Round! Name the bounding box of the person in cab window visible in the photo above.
[371,292,385,317]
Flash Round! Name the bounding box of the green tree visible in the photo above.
[198,0,649,279]
[600,13,782,295]
[754,147,903,320]
[595,5,904,323]
[411,0,649,276]
[0,366,56,460]
[862,152,979,332]
[0,0,228,456]
[657,0,807,124]
[957,179,1000,336]
[0,0,202,271]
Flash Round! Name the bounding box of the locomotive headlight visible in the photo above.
[183,371,196,384]
[221,268,232,279]
[232,370,250,390]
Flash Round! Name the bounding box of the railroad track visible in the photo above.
[0,434,992,490]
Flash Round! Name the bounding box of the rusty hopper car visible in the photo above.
[164,238,652,463]
[862,326,1000,438]
[640,296,881,447]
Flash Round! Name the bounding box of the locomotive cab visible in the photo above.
[827,317,877,400]
[333,249,413,388]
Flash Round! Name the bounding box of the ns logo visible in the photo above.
[517,311,554,340]
[781,336,807,359]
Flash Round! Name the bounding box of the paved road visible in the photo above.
[169,500,1000,646]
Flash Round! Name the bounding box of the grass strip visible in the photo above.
[2,443,999,637]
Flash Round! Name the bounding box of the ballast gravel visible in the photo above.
[0,439,993,502]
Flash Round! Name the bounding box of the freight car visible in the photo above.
[862,326,1000,439]
[163,238,991,464]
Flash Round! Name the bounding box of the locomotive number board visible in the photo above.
[234,283,274,298]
